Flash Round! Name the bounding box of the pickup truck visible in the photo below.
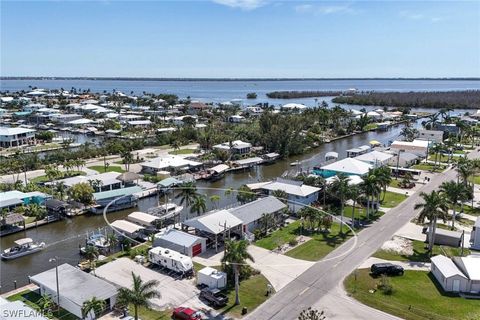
[199,288,229,307]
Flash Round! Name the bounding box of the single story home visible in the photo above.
[141,155,202,174]
[0,126,36,148]
[0,191,50,211]
[30,263,118,319]
[153,228,207,257]
[386,151,419,168]
[354,150,394,167]
[247,178,320,212]
[418,129,444,143]
[53,172,123,192]
[212,140,252,155]
[317,157,373,178]
[230,196,287,233]
[430,255,480,294]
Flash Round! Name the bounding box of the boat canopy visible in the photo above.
[325,152,339,160]
[209,164,229,174]
[14,238,33,246]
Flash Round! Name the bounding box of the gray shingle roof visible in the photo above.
[230,196,287,225]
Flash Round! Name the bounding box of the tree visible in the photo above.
[259,213,276,235]
[221,240,254,305]
[272,189,288,202]
[237,185,257,204]
[209,194,221,209]
[329,173,350,234]
[348,185,361,227]
[84,245,99,273]
[298,307,326,320]
[36,294,54,316]
[175,182,199,207]
[82,297,106,319]
[190,195,207,216]
[415,191,449,253]
[24,203,47,221]
[439,181,465,230]
[68,182,95,205]
[117,272,161,320]
[360,170,381,219]
[121,150,134,172]
[107,233,119,252]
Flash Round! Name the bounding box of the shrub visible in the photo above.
[378,274,394,295]
[289,239,299,246]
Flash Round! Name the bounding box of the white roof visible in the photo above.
[183,210,243,235]
[354,150,394,163]
[456,255,480,281]
[325,175,363,186]
[142,155,202,170]
[14,238,33,246]
[254,178,320,197]
[213,140,252,150]
[283,103,307,110]
[67,118,94,125]
[209,164,229,174]
[127,211,159,225]
[431,255,467,279]
[0,126,36,135]
[128,120,152,125]
[391,140,430,148]
[154,229,204,247]
[321,158,373,175]
[55,172,121,187]
[111,219,145,234]
[198,266,226,279]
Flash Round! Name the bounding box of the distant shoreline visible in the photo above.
[1,77,479,81]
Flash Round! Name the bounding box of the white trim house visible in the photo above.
[0,127,36,148]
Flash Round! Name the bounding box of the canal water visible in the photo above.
[0,120,409,292]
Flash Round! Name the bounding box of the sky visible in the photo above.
[1,0,479,78]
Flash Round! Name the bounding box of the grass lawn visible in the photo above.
[30,171,85,184]
[412,163,446,172]
[344,206,384,223]
[373,240,470,263]
[219,274,271,318]
[87,165,125,173]
[363,123,378,131]
[462,205,480,216]
[344,269,480,320]
[24,216,36,224]
[7,290,77,320]
[255,220,301,250]
[470,175,480,185]
[380,191,408,208]
[128,306,172,320]
[428,154,452,163]
[168,148,197,155]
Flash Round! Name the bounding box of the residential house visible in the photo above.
[212,140,252,155]
[430,255,480,294]
[141,155,202,174]
[354,150,394,167]
[0,191,50,211]
[390,139,432,157]
[317,157,373,178]
[418,129,444,143]
[346,145,371,158]
[0,126,36,148]
[230,196,287,233]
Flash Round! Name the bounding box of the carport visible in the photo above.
[182,209,243,252]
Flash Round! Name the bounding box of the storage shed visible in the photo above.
[197,267,227,289]
[425,227,462,247]
[153,228,207,257]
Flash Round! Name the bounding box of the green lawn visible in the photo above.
[344,205,384,223]
[412,163,446,172]
[255,220,301,250]
[470,175,480,185]
[128,306,171,320]
[24,216,36,224]
[428,154,452,163]
[373,240,470,263]
[462,205,480,216]
[344,269,480,320]
[30,171,86,183]
[87,165,125,173]
[168,148,197,155]
[380,191,408,208]
[7,290,77,320]
[219,274,271,318]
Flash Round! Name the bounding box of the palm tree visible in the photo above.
[329,173,350,234]
[415,191,449,253]
[360,172,381,219]
[55,181,67,200]
[121,151,134,172]
[107,233,118,252]
[209,195,221,209]
[84,245,99,273]
[272,189,288,202]
[36,294,54,315]
[440,181,465,230]
[374,166,392,202]
[117,272,160,320]
[190,195,207,217]
[348,185,361,227]
[175,182,198,207]
[259,213,275,235]
[82,297,106,319]
[221,240,255,305]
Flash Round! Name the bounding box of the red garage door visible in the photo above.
[192,243,202,256]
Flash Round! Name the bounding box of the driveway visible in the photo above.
[359,257,431,271]
[95,258,207,310]
[193,246,314,292]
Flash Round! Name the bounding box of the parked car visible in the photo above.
[370,263,404,277]
[199,288,229,307]
[172,307,203,320]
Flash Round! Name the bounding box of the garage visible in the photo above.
[153,228,207,257]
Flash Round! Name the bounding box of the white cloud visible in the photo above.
[294,3,359,15]
[399,10,444,23]
[212,0,267,10]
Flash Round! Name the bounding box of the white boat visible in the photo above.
[290,161,301,166]
[1,238,45,260]
[147,203,184,219]
[86,233,110,249]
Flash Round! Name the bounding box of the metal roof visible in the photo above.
[230,196,287,225]
[93,186,142,201]
[257,178,320,197]
[320,158,373,176]
[431,255,467,279]
[110,219,145,234]
[154,229,205,247]
[30,263,117,307]
[183,210,243,235]
[127,211,159,225]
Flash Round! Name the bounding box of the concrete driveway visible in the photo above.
[95,258,207,310]
[193,245,314,292]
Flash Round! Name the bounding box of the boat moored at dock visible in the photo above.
[1,238,45,260]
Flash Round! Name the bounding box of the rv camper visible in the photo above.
[148,247,193,276]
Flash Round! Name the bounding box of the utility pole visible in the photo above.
[49,256,60,308]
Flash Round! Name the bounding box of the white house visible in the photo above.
[319,157,373,177]
[282,103,307,112]
[212,140,252,154]
[418,129,444,143]
[247,178,320,212]
[0,126,36,148]
[141,155,202,174]
[52,172,123,192]
[430,255,480,294]
[354,150,394,167]
[30,263,117,320]
[390,139,431,157]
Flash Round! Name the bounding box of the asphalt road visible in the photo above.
[246,150,479,320]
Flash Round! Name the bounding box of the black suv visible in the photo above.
[199,288,229,307]
[370,263,404,277]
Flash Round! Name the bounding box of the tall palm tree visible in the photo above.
[415,191,449,253]
[190,195,207,217]
[84,245,99,273]
[360,172,381,219]
[439,181,465,230]
[348,185,361,227]
[121,151,134,172]
[209,194,221,209]
[375,166,392,202]
[175,182,198,207]
[329,173,350,234]
[117,272,160,320]
[36,294,54,315]
[221,240,255,305]
[82,297,106,319]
